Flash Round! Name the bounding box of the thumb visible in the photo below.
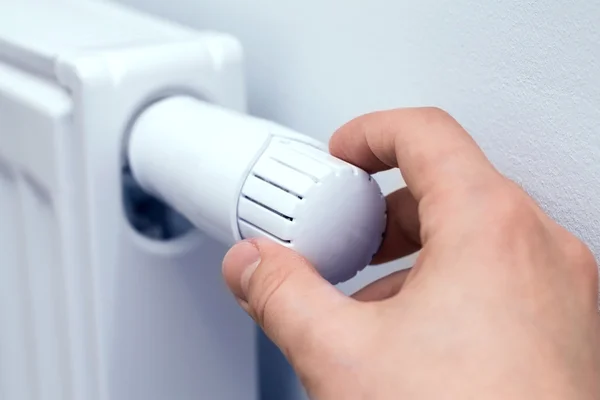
[222,238,352,359]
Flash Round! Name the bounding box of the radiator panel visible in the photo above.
[0,2,257,398]
[0,162,36,400]
[0,61,75,400]
[19,177,70,400]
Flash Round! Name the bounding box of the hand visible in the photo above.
[222,108,600,399]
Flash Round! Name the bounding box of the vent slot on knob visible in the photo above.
[237,138,348,244]
[239,220,292,244]
[252,157,315,198]
[269,157,320,183]
[242,195,294,221]
[238,196,295,243]
[238,171,304,243]
[252,173,303,200]
[241,174,302,218]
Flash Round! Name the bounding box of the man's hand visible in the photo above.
[222,108,600,399]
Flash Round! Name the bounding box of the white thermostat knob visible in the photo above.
[128,96,386,284]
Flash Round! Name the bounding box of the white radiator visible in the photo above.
[0,1,257,399]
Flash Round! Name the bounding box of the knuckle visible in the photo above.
[420,106,455,122]
[416,107,462,130]
[564,237,599,287]
[568,237,596,266]
[482,185,538,231]
[495,191,532,222]
[459,184,546,252]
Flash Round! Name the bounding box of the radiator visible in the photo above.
[0,1,257,399]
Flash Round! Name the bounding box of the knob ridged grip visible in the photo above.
[237,137,387,284]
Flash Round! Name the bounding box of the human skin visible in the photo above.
[222,108,600,399]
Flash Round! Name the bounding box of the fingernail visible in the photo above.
[222,241,261,301]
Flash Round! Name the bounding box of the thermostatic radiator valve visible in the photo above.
[127,96,386,284]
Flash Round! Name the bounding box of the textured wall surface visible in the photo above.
[116,0,600,398]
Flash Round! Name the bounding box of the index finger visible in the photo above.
[329,107,500,203]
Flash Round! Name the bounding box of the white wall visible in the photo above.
[116,0,600,398]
